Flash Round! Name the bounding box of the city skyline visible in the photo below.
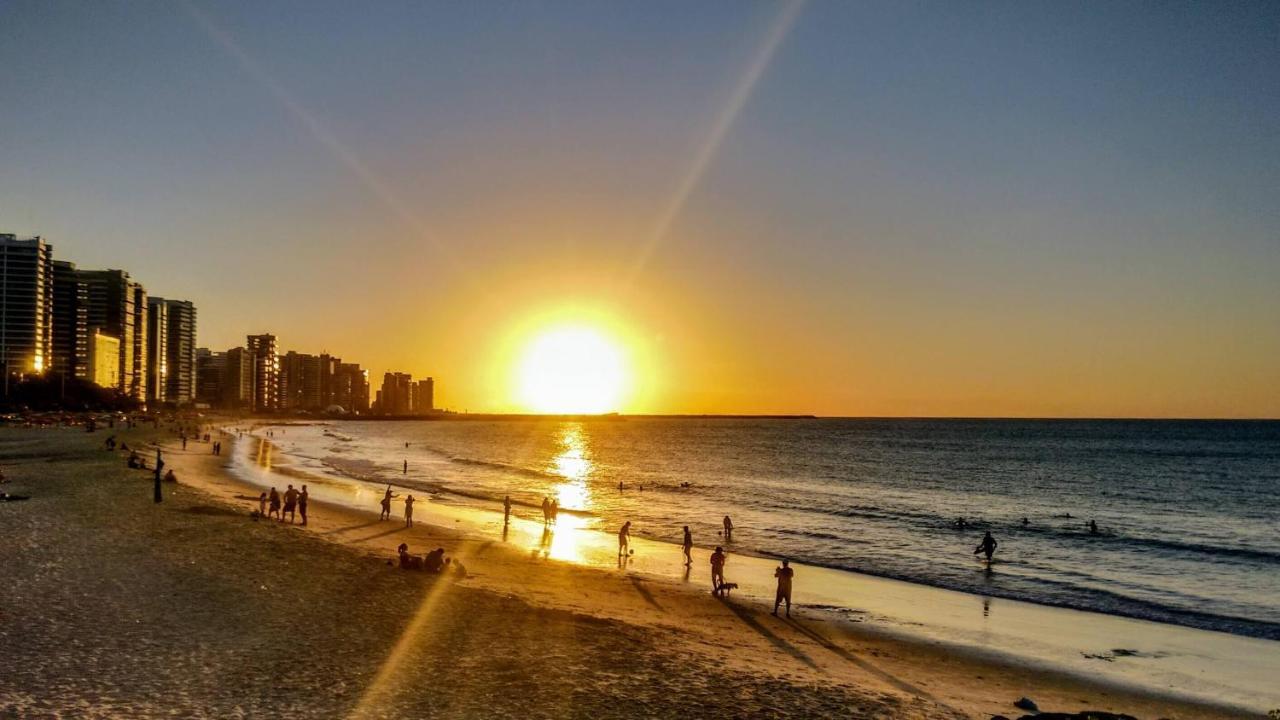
[3,2,1278,417]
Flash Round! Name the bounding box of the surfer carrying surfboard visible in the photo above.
[974,531,998,562]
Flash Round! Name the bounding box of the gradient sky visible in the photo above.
[2,1,1278,417]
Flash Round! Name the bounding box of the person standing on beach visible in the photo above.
[722,515,734,542]
[404,494,415,528]
[299,485,309,526]
[772,560,794,617]
[282,484,299,523]
[541,496,551,524]
[268,487,281,520]
[974,531,998,562]
[682,526,693,566]
[710,546,727,594]
[380,486,396,521]
[549,499,559,524]
[618,521,631,555]
[503,495,512,526]
[403,459,408,474]
[258,492,267,517]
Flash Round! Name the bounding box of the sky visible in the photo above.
[1,1,1278,417]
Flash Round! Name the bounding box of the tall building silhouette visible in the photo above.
[78,269,146,400]
[246,334,279,412]
[0,235,54,379]
[50,260,88,381]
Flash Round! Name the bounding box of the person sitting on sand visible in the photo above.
[618,521,631,555]
[258,492,267,517]
[722,515,733,542]
[163,469,177,483]
[299,485,309,526]
[397,543,423,570]
[380,486,396,521]
[127,451,141,469]
[773,559,795,617]
[282,484,299,523]
[682,526,693,566]
[974,531,998,562]
[710,546,727,595]
[268,487,281,520]
[424,547,445,573]
[404,494,415,528]
[452,559,467,579]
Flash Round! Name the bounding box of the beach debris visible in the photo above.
[1013,697,1038,711]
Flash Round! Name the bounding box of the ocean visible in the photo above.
[247,418,1280,640]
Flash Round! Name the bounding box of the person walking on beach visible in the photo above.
[541,496,551,525]
[618,521,631,556]
[682,526,693,566]
[549,499,559,524]
[268,487,281,520]
[722,515,734,542]
[380,485,396,521]
[404,494,415,528]
[773,559,794,617]
[282,484,299,523]
[710,546,727,595]
[299,485,309,526]
[974,531,998,563]
[503,495,512,526]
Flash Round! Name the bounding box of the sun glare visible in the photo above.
[516,325,629,413]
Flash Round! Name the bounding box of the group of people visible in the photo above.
[540,496,560,524]
[259,484,309,525]
[378,485,416,527]
[396,543,466,578]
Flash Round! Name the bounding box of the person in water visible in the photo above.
[773,559,795,617]
[722,515,734,542]
[618,521,631,555]
[710,546,727,594]
[974,531,998,562]
[1088,519,1099,534]
[682,526,693,566]
[503,495,512,526]
[404,494,415,528]
[380,486,396,521]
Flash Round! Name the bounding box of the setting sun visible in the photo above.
[515,325,630,413]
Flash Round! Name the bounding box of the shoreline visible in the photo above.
[174,425,1271,717]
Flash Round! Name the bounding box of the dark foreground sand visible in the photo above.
[0,426,1262,719]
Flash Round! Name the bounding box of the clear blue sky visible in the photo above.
[2,1,1277,416]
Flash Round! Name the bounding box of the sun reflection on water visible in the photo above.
[544,423,594,562]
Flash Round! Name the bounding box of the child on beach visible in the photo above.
[404,494,415,528]
[258,492,267,517]
[682,526,693,566]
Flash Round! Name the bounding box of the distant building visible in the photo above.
[332,362,369,413]
[377,372,414,415]
[0,234,54,378]
[281,351,323,411]
[222,346,255,409]
[246,334,279,412]
[416,377,434,413]
[50,260,88,381]
[78,269,146,400]
[196,348,224,407]
[145,299,168,404]
[87,330,120,389]
[156,299,196,406]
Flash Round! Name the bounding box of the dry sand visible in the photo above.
[0,425,1263,719]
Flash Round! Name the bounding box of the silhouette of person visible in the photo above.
[618,521,631,555]
[550,499,559,524]
[380,486,396,521]
[541,496,551,524]
[404,494,415,528]
[503,495,512,526]
[282,484,298,523]
[773,559,794,617]
[682,526,693,566]
[1089,519,1099,535]
[722,515,734,542]
[974,531,998,562]
[268,487,281,520]
[403,459,407,474]
[258,492,267,517]
[710,546,727,594]
[299,485,309,526]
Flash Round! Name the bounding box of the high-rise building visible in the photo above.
[78,269,146,400]
[196,348,224,407]
[156,299,196,405]
[222,346,255,409]
[87,330,120,389]
[332,362,369,413]
[145,299,168,404]
[378,372,414,415]
[0,235,54,378]
[416,377,435,413]
[281,351,324,411]
[246,334,279,412]
[50,260,88,381]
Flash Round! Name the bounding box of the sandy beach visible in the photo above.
[0,423,1267,719]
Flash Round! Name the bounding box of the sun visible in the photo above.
[515,325,629,413]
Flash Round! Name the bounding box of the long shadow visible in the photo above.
[628,576,664,613]
[783,617,941,704]
[353,526,409,543]
[320,520,381,536]
[715,596,817,669]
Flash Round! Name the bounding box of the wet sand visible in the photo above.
[0,424,1266,719]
